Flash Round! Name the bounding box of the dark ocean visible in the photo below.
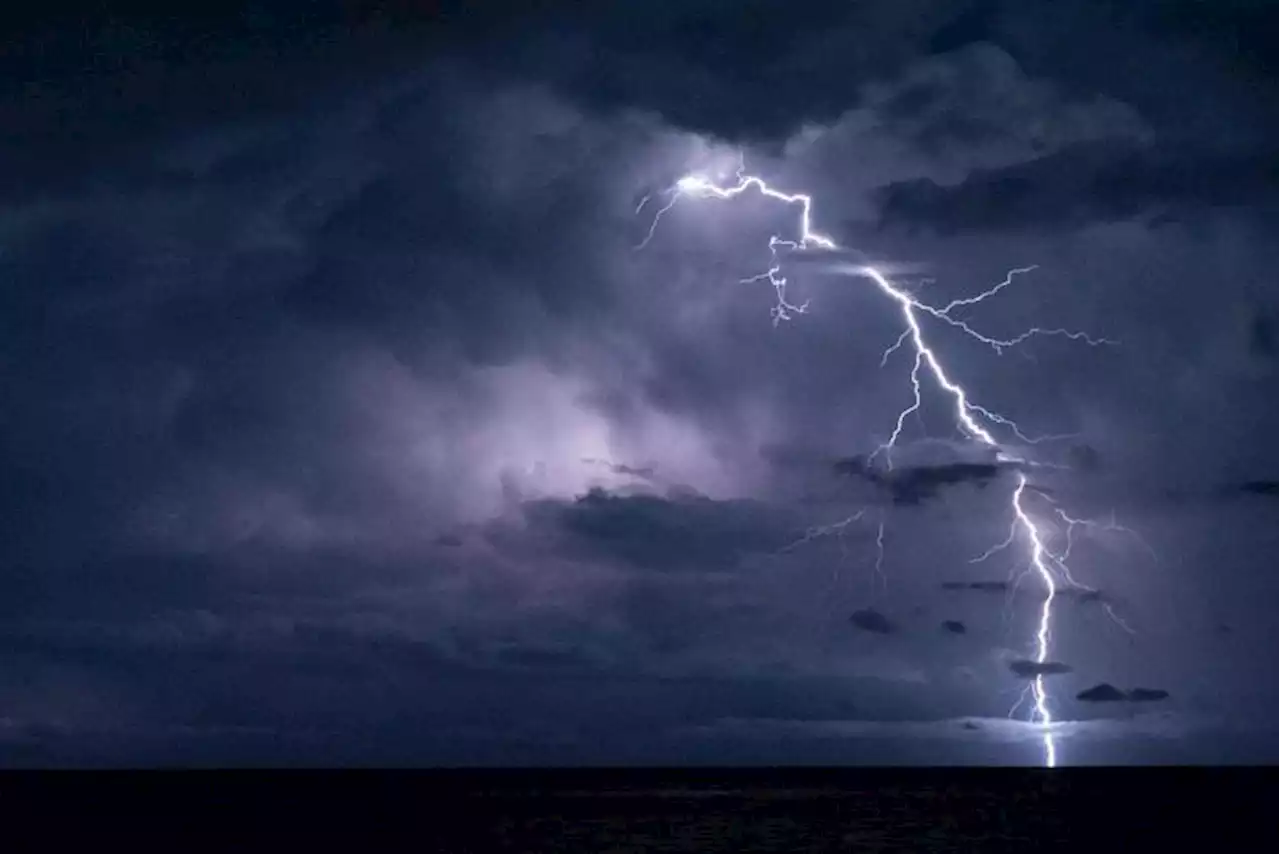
[431,768,1269,851]
[10,766,1265,850]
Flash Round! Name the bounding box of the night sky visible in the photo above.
[0,1,1274,767]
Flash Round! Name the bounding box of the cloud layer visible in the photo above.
[0,1,1273,764]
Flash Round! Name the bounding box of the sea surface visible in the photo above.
[425,767,1267,851]
[4,766,1271,849]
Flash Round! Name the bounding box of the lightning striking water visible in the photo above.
[638,158,1133,768]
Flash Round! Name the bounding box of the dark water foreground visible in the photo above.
[3,767,1273,850]
[445,768,1271,851]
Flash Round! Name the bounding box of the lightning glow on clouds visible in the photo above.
[637,153,1141,768]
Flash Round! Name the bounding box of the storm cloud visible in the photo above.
[874,142,1278,234]
[0,1,1273,765]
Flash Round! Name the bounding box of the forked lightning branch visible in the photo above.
[636,155,1135,768]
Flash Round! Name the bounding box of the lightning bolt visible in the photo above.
[778,508,888,596]
[638,157,1143,768]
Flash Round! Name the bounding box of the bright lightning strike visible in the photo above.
[638,157,1138,768]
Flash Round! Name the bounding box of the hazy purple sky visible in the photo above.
[0,1,1274,766]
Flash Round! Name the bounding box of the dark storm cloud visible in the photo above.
[874,142,1278,234]
[497,0,1276,152]
[1144,0,1277,77]
[963,3,1275,149]
[0,30,824,758]
[1076,684,1171,704]
[0,56,717,563]
[0,0,1274,765]
[1076,682,1126,702]
[482,0,973,144]
[0,485,951,762]
[524,488,793,572]
[849,609,898,635]
[0,9,416,203]
[833,455,1014,505]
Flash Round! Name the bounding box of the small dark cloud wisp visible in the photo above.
[942,580,1009,594]
[832,456,1019,506]
[1076,683,1127,702]
[1237,480,1278,498]
[1008,660,1073,678]
[849,608,897,635]
[1076,683,1171,703]
[1127,687,1170,703]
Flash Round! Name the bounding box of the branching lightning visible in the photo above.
[778,509,889,595]
[637,155,1148,768]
